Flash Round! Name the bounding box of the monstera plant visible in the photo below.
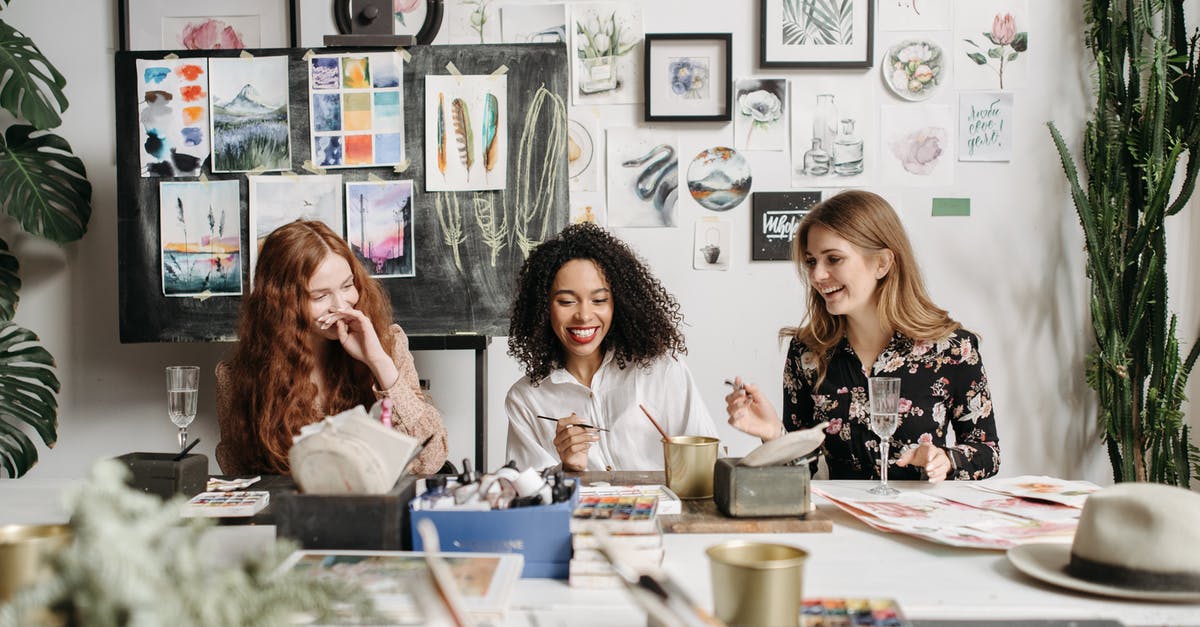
[0,2,93,477]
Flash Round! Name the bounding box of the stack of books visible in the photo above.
[568,492,664,588]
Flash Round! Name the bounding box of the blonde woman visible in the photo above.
[726,191,999,481]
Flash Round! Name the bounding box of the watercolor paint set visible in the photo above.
[802,597,909,627]
[182,490,270,518]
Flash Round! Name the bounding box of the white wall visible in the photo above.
[6,1,1197,484]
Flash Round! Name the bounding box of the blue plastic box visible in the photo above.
[409,479,578,579]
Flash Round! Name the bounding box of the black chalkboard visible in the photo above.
[117,44,569,342]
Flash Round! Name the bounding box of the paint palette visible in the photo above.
[182,491,270,518]
[802,598,909,627]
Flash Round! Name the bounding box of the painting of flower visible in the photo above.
[880,104,953,187]
[882,38,944,101]
[955,1,1029,90]
[964,13,1027,89]
[667,57,708,100]
[735,78,787,151]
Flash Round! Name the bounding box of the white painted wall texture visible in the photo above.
[6,1,1198,485]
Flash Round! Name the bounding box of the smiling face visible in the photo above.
[802,224,890,325]
[549,258,613,372]
[306,252,359,341]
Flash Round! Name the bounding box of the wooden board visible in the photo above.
[575,470,833,534]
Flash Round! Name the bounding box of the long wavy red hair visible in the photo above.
[225,220,396,473]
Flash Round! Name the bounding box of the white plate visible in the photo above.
[881,39,944,102]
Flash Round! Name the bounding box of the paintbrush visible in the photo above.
[638,404,670,441]
[173,437,201,461]
[537,415,610,432]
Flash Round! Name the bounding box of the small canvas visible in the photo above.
[570,2,644,105]
[209,55,291,172]
[160,180,242,297]
[136,58,210,177]
[734,78,787,152]
[878,0,953,31]
[606,128,677,228]
[955,0,1030,90]
[567,115,600,192]
[345,180,416,278]
[161,15,260,49]
[424,75,508,192]
[247,174,345,285]
[501,3,567,43]
[693,220,730,271]
[959,92,1014,162]
[881,104,954,187]
[751,191,822,261]
[309,52,405,169]
[790,74,875,188]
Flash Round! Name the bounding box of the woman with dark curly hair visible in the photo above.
[505,222,717,471]
[215,220,448,476]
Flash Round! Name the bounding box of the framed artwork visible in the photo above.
[760,0,874,68]
[751,191,822,261]
[644,33,732,122]
[119,0,297,51]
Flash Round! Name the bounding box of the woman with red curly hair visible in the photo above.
[215,220,448,475]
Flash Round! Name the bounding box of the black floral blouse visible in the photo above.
[783,329,1000,480]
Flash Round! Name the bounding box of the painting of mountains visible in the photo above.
[209,56,291,172]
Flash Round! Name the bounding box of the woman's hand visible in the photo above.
[725,376,785,441]
[318,307,398,386]
[553,413,598,472]
[896,442,953,482]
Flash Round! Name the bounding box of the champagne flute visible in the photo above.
[868,377,902,496]
[166,366,199,453]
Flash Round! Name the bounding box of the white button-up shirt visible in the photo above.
[505,352,719,471]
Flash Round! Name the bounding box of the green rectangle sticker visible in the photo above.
[932,198,970,217]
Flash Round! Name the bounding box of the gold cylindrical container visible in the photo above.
[0,524,71,602]
[662,435,719,499]
[706,540,808,627]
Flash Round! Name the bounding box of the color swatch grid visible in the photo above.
[309,52,405,168]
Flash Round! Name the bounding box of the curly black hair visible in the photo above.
[508,222,687,382]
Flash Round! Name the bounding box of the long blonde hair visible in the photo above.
[781,190,960,383]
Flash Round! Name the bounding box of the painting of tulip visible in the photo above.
[880,104,954,187]
[735,78,787,151]
[955,0,1029,90]
[571,2,644,105]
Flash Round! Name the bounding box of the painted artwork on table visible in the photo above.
[160,180,242,297]
[424,74,508,192]
[393,0,430,37]
[880,104,953,187]
[955,0,1029,90]
[447,0,502,43]
[790,74,875,187]
[606,128,677,228]
[959,92,1014,162]
[571,2,643,105]
[734,78,787,152]
[751,191,821,261]
[247,174,344,284]
[880,34,949,102]
[687,147,751,212]
[345,180,416,278]
[567,116,600,192]
[209,55,290,172]
[161,15,260,49]
[308,52,405,169]
[878,0,953,31]
[501,3,567,43]
[136,58,209,177]
[693,220,731,271]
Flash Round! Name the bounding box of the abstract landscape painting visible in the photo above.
[209,55,291,172]
[309,52,406,169]
[160,180,242,296]
[247,174,344,283]
[136,58,209,177]
[345,180,416,278]
[424,74,508,192]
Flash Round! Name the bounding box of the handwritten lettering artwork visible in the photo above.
[751,191,822,261]
[959,92,1014,162]
[136,58,209,177]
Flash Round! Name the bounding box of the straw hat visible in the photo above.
[1007,482,1200,601]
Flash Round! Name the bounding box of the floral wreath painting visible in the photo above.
[954,0,1029,90]
[877,0,952,31]
[880,104,953,187]
[881,37,945,101]
[734,78,788,152]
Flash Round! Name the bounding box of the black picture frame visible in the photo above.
[759,0,874,69]
[117,0,298,51]
[643,33,732,122]
[751,191,822,261]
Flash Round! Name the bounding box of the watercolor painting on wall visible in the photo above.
[958,92,1014,162]
[693,220,731,271]
[345,180,416,278]
[570,191,607,227]
[160,180,242,297]
[309,52,405,169]
[247,174,344,284]
[880,34,949,102]
[878,0,953,31]
[424,74,508,192]
[571,2,644,105]
[687,147,751,212]
[393,0,430,37]
[880,104,954,187]
[606,128,678,228]
[567,116,600,192]
[136,58,209,177]
[955,0,1029,90]
[447,0,502,43]
[760,0,874,68]
[209,55,290,172]
[501,3,567,43]
[734,78,787,152]
[751,190,822,261]
[161,15,260,49]
[790,73,875,187]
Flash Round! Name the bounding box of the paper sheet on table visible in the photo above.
[967,475,1100,508]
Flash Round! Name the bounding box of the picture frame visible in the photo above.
[750,191,822,261]
[643,33,732,122]
[118,0,298,51]
[760,0,874,68]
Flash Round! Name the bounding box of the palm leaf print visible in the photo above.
[782,0,855,46]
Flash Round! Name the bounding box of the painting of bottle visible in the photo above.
[833,118,864,176]
[802,138,830,175]
[812,94,838,162]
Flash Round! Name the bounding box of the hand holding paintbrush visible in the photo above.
[548,413,602,472]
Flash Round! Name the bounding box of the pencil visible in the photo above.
[537,415,610,432]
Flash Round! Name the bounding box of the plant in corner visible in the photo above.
[0,1,93,477]
[1049,0,1200,486]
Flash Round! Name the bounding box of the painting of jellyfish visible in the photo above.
[247,174,344,284]
[345,180,416,278]
[160,180,242,297]
[209,55,290,172]
[136,58,210,177]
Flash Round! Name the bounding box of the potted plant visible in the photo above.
[0,4,93,477]
[1049,0,1200,485]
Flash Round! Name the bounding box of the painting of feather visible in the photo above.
[425,74,507,191]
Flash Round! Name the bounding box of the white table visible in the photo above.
[3,479,1197,626]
